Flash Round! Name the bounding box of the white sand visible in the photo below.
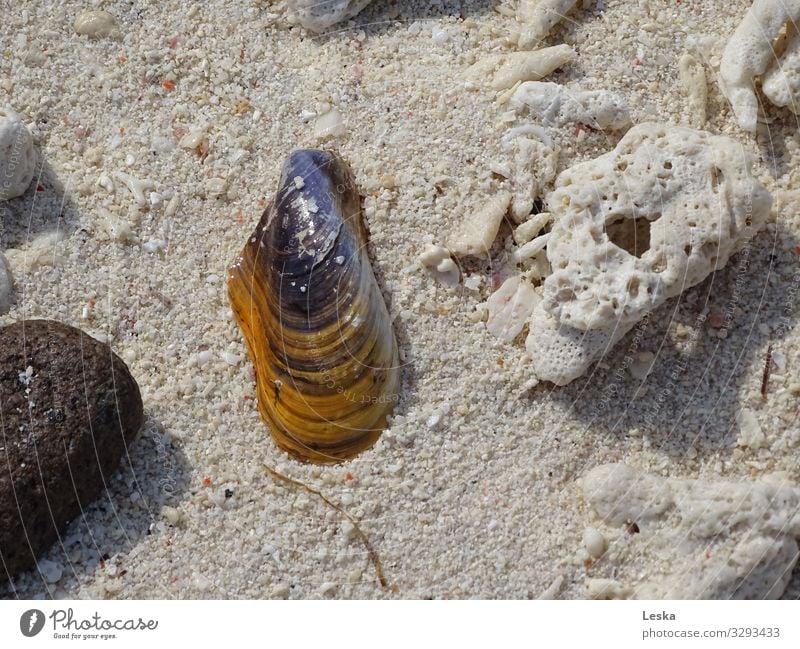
[1,0,799,599]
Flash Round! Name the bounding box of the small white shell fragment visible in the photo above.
[419,244,459,285]
[0,253,13,314]
[464,44,574,91]
[463,274,483,291]
[511,81,631,131]
[205,177,227,199]
[98,207,135,243]
[319,581,337,595]
[511,233,549,263]
[736,407,766,449]
[179,129,206,150]
[161,506,182,525]
[678,54,707,128]
[164,193,182,218]
[582,463,800,599]
[74,10,117,38]
[514,212,552,244]
[501,126,557,222]
[583,526,607,559]
[286,0,374,32]
[143,238,167,253]
[96,174,114,193]
[486,275,540,343]
[115,171,155,207]
[719,0,800,131]
[517,0,579,49]
[313,108,346,140]
[446,191,512,258]
[537,575,564,599]
[586,578,631,600]
[0,107,36,201]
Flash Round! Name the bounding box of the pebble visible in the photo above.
[37,559,64,584]
[0,107,36,201]
[583,526,607,559]
[74,10,118,38]
[270,584,290,598]
[0,320,143,581]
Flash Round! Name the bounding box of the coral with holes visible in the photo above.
[286,0,374,32]
[527,123,771,385]
[510,81,631,131]
[581,463,800,599]
[720,0,800,132]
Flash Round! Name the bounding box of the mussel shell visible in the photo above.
[228,150,400,463]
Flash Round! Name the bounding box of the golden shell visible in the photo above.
[228,150,400,463]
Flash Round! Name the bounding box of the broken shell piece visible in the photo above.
[286,0,374,32]
[74,10,118,38]
[501,126,558,223]
[528,123,771,385]
[446,191,511,258]
[486,275,540,343]
[419,244,460,285]
[581,463,800,599]
[510,81,631,131]
[511,233,549,264]
[678,54,707,128]
[720,0,800,132]
[465,44,574,91]
[514,212,552,244]
[517,0,579,49]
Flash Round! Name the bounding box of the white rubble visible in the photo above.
[527,123,772,385]
[510,81,631,131]
[464,45,574,91]
[286,0,374,32]
[517,0,579,49]
[446,191,512,258]
[581,463,800,599]
[501,126,559,222]
[485,275,540,343]
[678,54,707,128]
[419,243,459,285]
[0,107,36,201]
[720,0,800,132]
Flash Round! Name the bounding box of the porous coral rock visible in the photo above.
[763,24,800,113]
[510,81,631,131]
[720,0,800,132]
[581,463,800,599]
[286,0,374,32]
[527,123,772,385]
